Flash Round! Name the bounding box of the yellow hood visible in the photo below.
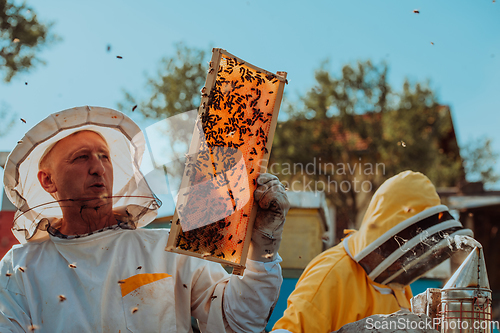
[346,170,441,258]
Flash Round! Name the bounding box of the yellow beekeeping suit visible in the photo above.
[274,170,449,333]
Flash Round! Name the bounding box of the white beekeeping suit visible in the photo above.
[0,106,283,333]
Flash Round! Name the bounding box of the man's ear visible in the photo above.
[37,169,57,194]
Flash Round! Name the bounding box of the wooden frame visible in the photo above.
[166,48,286,275]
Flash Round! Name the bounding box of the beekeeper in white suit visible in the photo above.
[0,106,289,333]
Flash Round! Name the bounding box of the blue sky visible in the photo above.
[1,0,499,210]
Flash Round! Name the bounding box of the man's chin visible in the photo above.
[86,196,113,205]
[70,195,113,207]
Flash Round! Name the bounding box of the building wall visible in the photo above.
[279,208,326,270]
[0,211,18,259]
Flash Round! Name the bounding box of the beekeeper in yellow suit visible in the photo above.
[273,170,473,333]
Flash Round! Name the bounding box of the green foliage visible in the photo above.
[462,137,500,185]
[121,46,496,237]
[271,61,464,232]
[119,43,208,119]
[0,0,58,82]
[381,81,463,187]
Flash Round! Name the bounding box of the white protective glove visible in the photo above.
[248,173,290,262]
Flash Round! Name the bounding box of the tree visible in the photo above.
[270,61,465,238]
[119,43,208,119]
[0,0,58,82]
[461,136,499,186]
[121,48,497,242]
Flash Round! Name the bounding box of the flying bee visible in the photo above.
[68,264,76,269]
[118,280,126,284]
[131,307,138,314]
[183,284,188,288]
[413,9,420,13]
[20,118,27,123]
[18,267,25,273]
[132,105,137,112]
[58,295,66,302]
[137,266,142,270]
[5,272,12,277]
[28,324,40,331]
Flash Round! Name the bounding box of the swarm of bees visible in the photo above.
[170,51,285,269]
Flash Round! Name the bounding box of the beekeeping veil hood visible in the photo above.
[3,106,161,243]
[343,171,473,287]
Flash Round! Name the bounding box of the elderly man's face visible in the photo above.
[38,131,113,204]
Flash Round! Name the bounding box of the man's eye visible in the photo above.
[76,155,88,160]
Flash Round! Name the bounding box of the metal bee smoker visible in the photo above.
[440,246,492,332]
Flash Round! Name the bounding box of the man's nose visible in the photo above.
[89,155,106,176]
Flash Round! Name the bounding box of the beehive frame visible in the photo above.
[166,48,286,275]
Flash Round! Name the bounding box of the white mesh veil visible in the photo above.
[3,106,161,243]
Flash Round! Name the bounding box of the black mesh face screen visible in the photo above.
[386,241,458,286]
[357,211,462,284]
[373,227,461,285]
